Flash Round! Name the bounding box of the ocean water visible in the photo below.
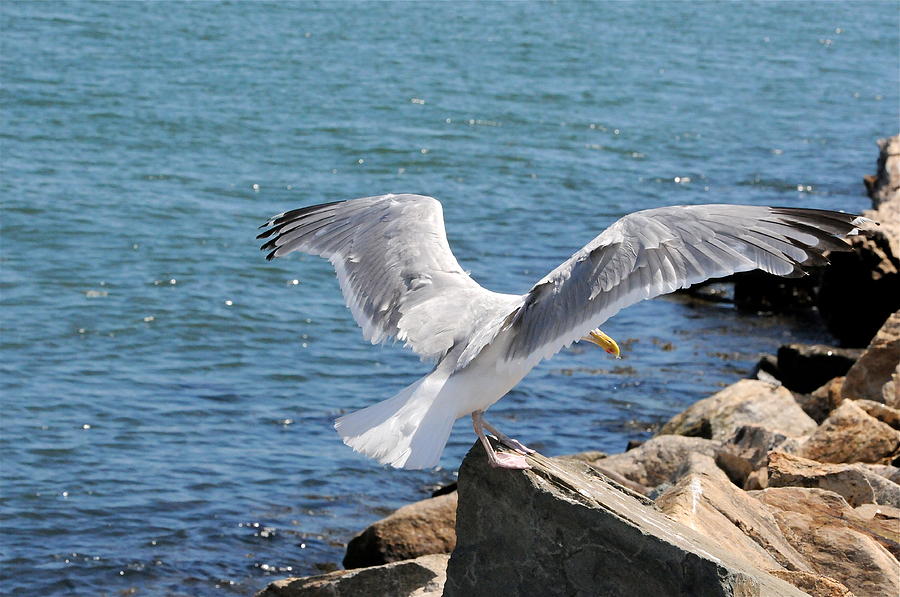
[1,1,897,595]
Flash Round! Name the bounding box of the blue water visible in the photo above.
[1,1,897,594]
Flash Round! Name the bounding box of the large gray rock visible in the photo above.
[753,487,900,597]
[255,553,449,597]
[767,451,900,508]
[444,440,807,597]
[799,400,900,464]
[842,311,900,405]
[660,379,816,441]
[343,492,457,569]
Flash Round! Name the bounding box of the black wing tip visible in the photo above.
[265,249,278,261]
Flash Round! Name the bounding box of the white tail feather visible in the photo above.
[334,371,455,470]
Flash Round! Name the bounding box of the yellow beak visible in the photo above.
[583,328,621,359]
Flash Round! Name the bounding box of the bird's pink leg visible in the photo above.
[471,410,531,469]
[478,417,536,455]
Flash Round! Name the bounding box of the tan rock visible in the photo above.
[660,379,817,441]
[799,400,900,464]
[861,463,900,484]
[343,492,457,569]
[767,570,856,597]
[753,487,900,597]
[589,434,722,492]
[255,554,449,597]
[855,399,900,429]
[655,454,811,572]
[797,376,845,424]
[767,451,900,508]
[842,310,900,403]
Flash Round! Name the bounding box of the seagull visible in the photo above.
[258,194,869,470]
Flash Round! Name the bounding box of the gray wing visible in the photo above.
[259,193,513,361]
[506,204,870,365]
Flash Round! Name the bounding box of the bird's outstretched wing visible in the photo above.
[506,205,870,365]
[258,194,506,361]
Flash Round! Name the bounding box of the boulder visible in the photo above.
[855,399,900,429]
[863,134,900,208]
[862,463,900,484]
[842,311,900,405]
[819,141,900,347]
[444,440,806,597]
[753,487,900,597]
[255,554,448,597]
[767,451,900,508]
[795,377,846,424]
[587,434,722,494]
[766,570,856,597]
[659,379,816,441]
[774,344,861,393]
[343,492,457,569]
[714,425,802,488]
[655,454,812,572]
[799,400,900,464]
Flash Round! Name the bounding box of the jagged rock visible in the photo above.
[343,492,457,569]
[863,134,900,208]
[774,344,862,393]
[855,502,900,524]
[660,379,816,441]
[444,440,806,597]
[796,377,846,424]
[842,311,900,404]
[767,570,856,597]
[753,487,900,597]
[862,463,900,484]
[655,454,811,572]
[733,269,819,313]
[855,399,900,429]
[799,400,900,464]
[587,434,721,493]
[714,425,802,488]
[255,554,449,597]
[818,177,900,347]
[767,451,900,508]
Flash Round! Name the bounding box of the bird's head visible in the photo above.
[582,328,621,359]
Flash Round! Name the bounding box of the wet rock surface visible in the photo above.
[255,554,448,597]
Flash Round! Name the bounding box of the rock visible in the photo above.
[767,451,900,508]
[796,377,846,424]
[343,492,457,569]
[799,400,900,464]
[655,453,812,572]
[773,344,862,393]
[733,269,819,313]
[255,554,449,597]
[842,311,900,404]
[753,487,900,597]
[863,134,900,207]
[588,434,722,493]
[444,440,807,597]
[855,502,900,523]
[724,425,803,470]
[855,399,900,429]
[862,463,900,484]
[818,167,900,347]
[767,570,856,597]
[660,379,817,441]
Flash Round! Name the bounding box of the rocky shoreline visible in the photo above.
[257,137,900,597]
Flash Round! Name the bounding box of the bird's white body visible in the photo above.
[259,194,869,470]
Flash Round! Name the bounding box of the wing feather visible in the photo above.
[506,204,870,365]
[259,194,517,361]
